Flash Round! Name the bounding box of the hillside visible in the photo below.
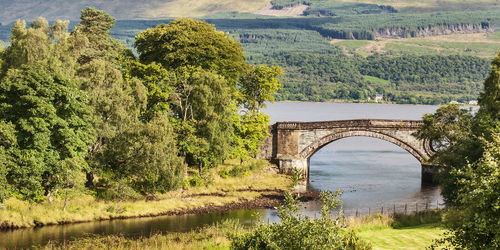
[0,0,269,25]
[1,0,500,105]
[2,0,500,25]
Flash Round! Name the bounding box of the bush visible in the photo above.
[219,165,251,179]
[184,169,205,188]
[230,190,371,250]
[94,179,141,200]
[391,210,443,229]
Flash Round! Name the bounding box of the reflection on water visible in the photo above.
[0,209,261,248]
[0,102,445,248]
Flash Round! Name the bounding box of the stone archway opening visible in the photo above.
[307,136,436,210]
[300,130,426,163]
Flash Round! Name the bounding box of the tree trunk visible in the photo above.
[63,190,68,211]
[198,161,203,176]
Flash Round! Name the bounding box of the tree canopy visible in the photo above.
[135,18,247,82]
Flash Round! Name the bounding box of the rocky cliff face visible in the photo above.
[374,23,494,38]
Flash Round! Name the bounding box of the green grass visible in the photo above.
[487,32,500,41]
[358,224,445,250]
[339,33,500,58]
[362,75,390,85]
[334,40,371,51]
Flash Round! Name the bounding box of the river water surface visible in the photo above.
[0,102,445,248]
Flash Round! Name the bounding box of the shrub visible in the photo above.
[219,165,251,179]
[184,169,205,188]
[230,190,371,250]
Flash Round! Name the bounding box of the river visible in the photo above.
[0,102,445,248]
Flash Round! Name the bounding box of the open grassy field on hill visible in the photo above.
[333,32,500,58]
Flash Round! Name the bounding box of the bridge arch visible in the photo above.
[299,130,426,163]
[257,119,437,183]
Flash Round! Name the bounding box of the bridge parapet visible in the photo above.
[275,119,424,130]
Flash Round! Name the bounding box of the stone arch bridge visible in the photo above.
[258,119,437,183]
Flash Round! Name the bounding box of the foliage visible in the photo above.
[74,8,146,173]
[232,112,271,161]
[100,115,185,195]
[0,121,16,203]
[0,63,95,201]
[230,190,371,249]
[122,59,176,121]
[174,69,236,169]
[437,134,500,249]
[135,18,247,82]
[0,8,284,204]
[239,65,283,111]
[232,64,282,161]
[134,19,278,170]
[479,52,500,119]
[416,104,481,203]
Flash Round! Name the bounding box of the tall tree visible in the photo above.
[239,65,283,112]
[135,18,247,83]
[0,63,95,201]
[233,65,283,161]
[419,51,500,249]
[122,59,176,121]
[170,69,235,170]
[71,8,148,183]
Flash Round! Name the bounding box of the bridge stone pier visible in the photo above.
[258,119,437,184]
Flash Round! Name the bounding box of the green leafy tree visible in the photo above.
[0,63,95,201]
[101,115,185,195]
[72,7,124,63]
[419,51,500,249]
[232,65,282,163]
[238,65,283,111]
[438,133,500,249]
[72,8,148,185]
[416,104,482,204]
[122,59,176,121]
[135,18,247,83]
[232,112,271,163]
[171,69,235,170]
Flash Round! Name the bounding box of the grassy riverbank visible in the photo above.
[350,211,446,249]
[38,211,446,249]
[0,159,292,229]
